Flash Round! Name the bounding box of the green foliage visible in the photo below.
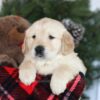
[0,0,91,22]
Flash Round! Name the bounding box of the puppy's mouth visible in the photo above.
[35,53,45,58]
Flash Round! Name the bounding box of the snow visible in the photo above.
[85,79,100,100]
[0,0,2,10]
[90,0,100,11]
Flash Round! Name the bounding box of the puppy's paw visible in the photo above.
[19,66,36,85]
[50,75,67,95]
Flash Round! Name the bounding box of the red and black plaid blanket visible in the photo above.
[0,66,85,100]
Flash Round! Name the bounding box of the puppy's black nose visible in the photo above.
[35,45,44,57]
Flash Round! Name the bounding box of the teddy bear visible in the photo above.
[0,15,30,67]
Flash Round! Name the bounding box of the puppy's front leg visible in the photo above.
[19,58,36,85]
[50,66,75,95]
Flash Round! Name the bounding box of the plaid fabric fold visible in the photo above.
[0,66,86,100]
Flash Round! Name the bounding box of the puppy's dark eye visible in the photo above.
[49,35,55,40]
[32,35,36,39]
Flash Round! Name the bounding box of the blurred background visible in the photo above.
[0,0,100,99]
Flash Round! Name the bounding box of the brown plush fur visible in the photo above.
[0,15,30,67]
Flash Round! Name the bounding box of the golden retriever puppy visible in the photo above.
[19,18,87,95]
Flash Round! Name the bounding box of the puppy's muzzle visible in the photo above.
[35,45,45,57]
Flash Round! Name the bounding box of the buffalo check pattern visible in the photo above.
[0,66,85,100]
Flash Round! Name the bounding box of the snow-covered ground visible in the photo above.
[86,60,100,100]
[85,79,100,100]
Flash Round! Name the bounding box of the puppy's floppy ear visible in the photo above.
[62,19,85,47]
[61,31,75,55]
[22,37,29,54]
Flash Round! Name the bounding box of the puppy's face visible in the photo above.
[23,18,74,60]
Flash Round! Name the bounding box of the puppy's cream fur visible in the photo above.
[19,18,86,95]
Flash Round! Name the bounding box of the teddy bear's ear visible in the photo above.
[62,19,85,47]
[8,26,25,45]
[17,26,26,33]
[61,31,75,55]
